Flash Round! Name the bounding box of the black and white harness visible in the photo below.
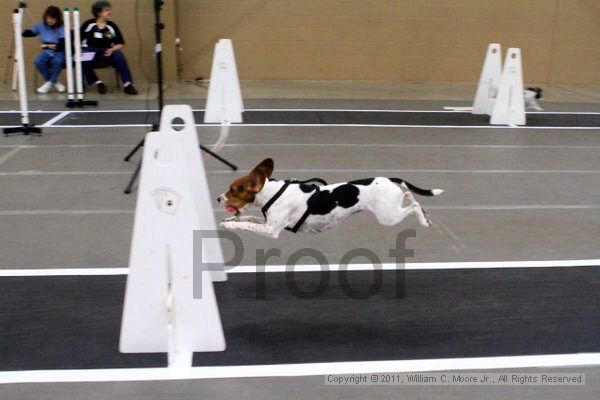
[261,178,327,233]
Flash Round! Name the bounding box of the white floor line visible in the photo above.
[2,143,599,150]
[0,144,131,149]
[1,353,599,384]
[426,205,600,210]
[40,111,71,127]
[1,259,599,277]
[3,108,598,115]
[0,268,129,276]
[48,124,152,128]
[1,205,599,217]
[0,110,61,114]
[0,171,131,176]
[209,169,600,174]
[0,209,133,216]
[0,146,24,167]
[2,169,600,177]
[220,143,600,149]
[49,123,600,130]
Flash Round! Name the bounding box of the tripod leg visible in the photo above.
[124,162,142,194]
[200,145,238,171]
[124,139,145,162]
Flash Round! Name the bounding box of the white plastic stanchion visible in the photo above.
[72,7,84,102]
[472,43,502,115]
[11,7,24,92]
[204,39,244,124]
[120,105,227,368]
[491,48,526,126]
[13,11,28,126]
[3,9,41,135]
[63,7,97,108]
[63,8,75,105]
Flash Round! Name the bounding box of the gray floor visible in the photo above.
[1,122,599,268]
[1,367,598,400]
[1,98,599,398]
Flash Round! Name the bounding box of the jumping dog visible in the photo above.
[218,158,443,238]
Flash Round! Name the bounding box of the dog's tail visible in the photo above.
[390,178,444,197]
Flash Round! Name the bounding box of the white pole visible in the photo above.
[13,9,29,126]
[11,52,18,92]
[63,7,75,104]
[11,7,24,92]
[73,7,84,102]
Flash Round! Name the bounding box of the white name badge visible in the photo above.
[94,31,103,39]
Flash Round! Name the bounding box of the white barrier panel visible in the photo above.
[120,105,226,368]
[204,39,244,123]
[491,48,526,126]
[472,43,502,115]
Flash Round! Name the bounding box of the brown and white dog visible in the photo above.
[217,158,443,238]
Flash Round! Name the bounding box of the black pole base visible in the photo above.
[200,145,238,171]
[122,143,238,194]
[123,162,142,194]
[66,99,99,108]
[3,123,42,136]
[124,139,145,162]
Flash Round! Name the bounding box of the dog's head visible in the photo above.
[217,158,274,216]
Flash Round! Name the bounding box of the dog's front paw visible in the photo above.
[220,221,236,231]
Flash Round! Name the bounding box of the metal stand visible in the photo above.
[123,138,238,194]
[4,6,42,136]
[64,7,98,108]
[123,0,237,194]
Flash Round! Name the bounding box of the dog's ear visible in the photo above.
[248,169,266,192]
[252,158,274,178]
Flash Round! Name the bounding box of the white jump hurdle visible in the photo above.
[63,7,97,108]
[203,38,244,154]
[472,43,502,115]
[10,5,25,92]
[120,105,227,368]
[204,39,244,124]
[491,48,525,126]
[472,43,526,126]
[3,7,41,136]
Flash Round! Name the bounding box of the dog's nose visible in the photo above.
[216,196,221,203]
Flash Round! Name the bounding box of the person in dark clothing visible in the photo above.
[23,6,66,94]
[80,1,137,95]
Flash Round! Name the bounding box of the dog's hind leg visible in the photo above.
[374,203,429,227]
[370,191,426,227]
[401,189,431,227]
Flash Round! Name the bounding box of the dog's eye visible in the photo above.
[237,185,244,192]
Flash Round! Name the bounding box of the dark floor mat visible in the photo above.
[53,110,600,127]
[1,267,599,371]
[0,112,58,127]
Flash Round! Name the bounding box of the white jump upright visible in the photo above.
[3,8,41,136]
[204,39,244,124]
[63,7,97,108]
[63,7,75,106]
[11,6,25,92]
[472,43,502,115]
[471,43,526,126]
[491,48,526,126]
[120,105,227,368]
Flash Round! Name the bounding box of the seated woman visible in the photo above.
[80,1,137,95]
[23,6,66,94]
